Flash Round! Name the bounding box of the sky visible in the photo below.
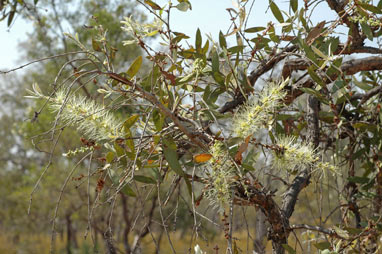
[0,0,333,72]
[0,0,275,71]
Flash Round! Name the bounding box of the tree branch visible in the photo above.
[235,184,289,252]
[219,45,297,113]
[290,224,346,239]
[105,72,209,151]
[284,56,382,104]
[326,0,365,48]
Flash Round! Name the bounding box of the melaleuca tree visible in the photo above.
[3,0,382,253]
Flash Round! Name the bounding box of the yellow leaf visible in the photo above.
[194,153,212,163]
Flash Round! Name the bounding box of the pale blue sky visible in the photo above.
[0,0,333,71]
[0,1,274,71]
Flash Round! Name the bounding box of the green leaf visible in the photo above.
[307,67,324,86]
[344,227,363,235]
[121,184,137,197]
[282,244,296,254]
[195,28,202,50]
[290,0,298,12]
[360,22,373,40]
[359,2,382,14]
[92,38,102,52]
[163,147,184,176]
[299,8,307,29]
[212,51,219,73]
[333,226,349,239]
[331,80,346,93]
[311,45,327,59]
[134,175,156,184]
[219,31,227,49]
[114,141,125,157]
[201,40,209,55]
[352,122,377,132]
[124,128,135,152]
[152,109,164,132]
[7,11,15,27]
[348,176,369,184]
[270,1,284,23]
[314,241,331,250]
[227,45,245,54]
[213,71,225,86]
[244,26,266,33]
[269,131,276,144]
[106,152,115,163]
[319,111,335,123]
[298,38,317,64]
[176,2,190,11]
[144,0,162,10]
[300,87,329,104]
[353,79,373,91]
[124,115,139,130]
[126,56,142,79]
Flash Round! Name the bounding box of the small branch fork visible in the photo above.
[104,71,210,151]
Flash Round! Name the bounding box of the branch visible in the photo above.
[219,45,297,113]
[281,58,310,79]
[335,45,382,55]
[105,72,209,151]
[281,96,320,219]
[290,224,346,239]
[284,56,382,105]
[326,0,365,48]
[235,184,289,247]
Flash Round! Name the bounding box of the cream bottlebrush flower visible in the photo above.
[272,135,319,172]
[205,141,235,211]
[121,16,163,45]
[49,90,123,142]
[233,79,288,138]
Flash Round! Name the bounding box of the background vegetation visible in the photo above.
[1,0,382,253]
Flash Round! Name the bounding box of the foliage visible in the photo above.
[2,0,382,253]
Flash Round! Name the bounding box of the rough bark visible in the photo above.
[103,230,117,254]
[273,96,320,253]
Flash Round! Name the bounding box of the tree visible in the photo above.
[2,0,382,253]
[0,1,158,253]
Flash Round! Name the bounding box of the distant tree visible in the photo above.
[2,0,382,253]
[0,1,156,253]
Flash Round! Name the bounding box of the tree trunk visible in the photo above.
[273,96,320,254]
[66,214,73,254]
[253,210,267,254]
[104,230,117,254]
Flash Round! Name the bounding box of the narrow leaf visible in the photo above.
[195,28,202,50]
[244,26,266,33]
[282,244,296,254]
[219,31,227,49]
[358,2,382,14]
[134,175,156,184]
[270,1,284,23]
[144,0,162,10]
[290,0,298,12]
[164,148,184,176]
[212,51,219,73]
[121,184,137,197]
[126,56,142,79]
[124,115,139,130]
